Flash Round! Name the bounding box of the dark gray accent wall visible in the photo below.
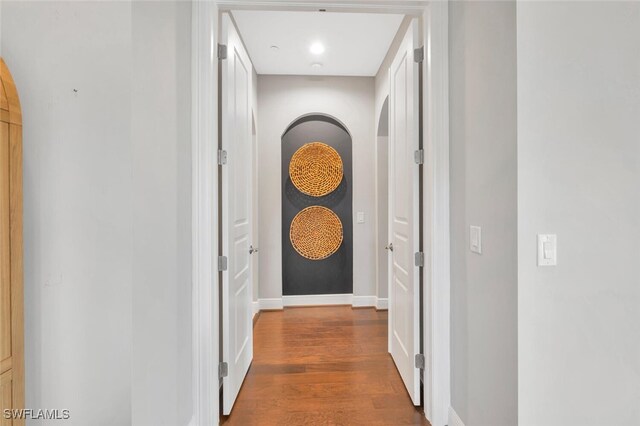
[282,115,353,296]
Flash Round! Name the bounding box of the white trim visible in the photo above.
[375,297,388,310]
[282,293,352,306]
[252,301,260,316]
[423,2,451,426]
[448,407,465,426]
[217,0,429,14]
[191,2,218,426]
[352,295,378,307]
[258,298,284,310]
[256,296,383,309]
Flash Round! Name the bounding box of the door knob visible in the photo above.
[385,243,394,252]
[249,245,258,254]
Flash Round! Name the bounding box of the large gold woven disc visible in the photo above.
[290,206,343,260]
[289,142,343,197]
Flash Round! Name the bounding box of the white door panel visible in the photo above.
[388,19,421,406]
[221,13,254,416]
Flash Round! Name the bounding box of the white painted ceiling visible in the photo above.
[231,11,404,76]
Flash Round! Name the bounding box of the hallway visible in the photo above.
[222,306,430,425]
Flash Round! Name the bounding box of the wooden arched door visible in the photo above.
[0,58,24,425]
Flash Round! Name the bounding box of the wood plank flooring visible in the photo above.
[221,306,430,426]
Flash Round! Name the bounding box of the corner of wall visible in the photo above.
[449,406,465,426]
[375,297,388,310]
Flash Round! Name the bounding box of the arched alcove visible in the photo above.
[282,112,351,138]
[281,114,353,296]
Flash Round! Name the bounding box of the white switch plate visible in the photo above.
[356,212,365,224]
[470,225,482,254]
[537,234,557,266]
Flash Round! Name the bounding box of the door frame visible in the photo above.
[191,1,450,425]
[191,3,218,426]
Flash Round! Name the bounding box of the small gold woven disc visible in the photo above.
[289,142,343,197]
[290,206,343,260]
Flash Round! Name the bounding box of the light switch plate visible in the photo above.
[470,225,482,254]
[537,234,557,266]
[357,212,365,224]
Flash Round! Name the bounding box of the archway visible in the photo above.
[376,96,389,308]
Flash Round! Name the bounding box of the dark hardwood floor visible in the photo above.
[221,306,430,426]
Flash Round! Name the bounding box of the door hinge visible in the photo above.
[218,256,228,272]
[218,149,227,165]
[415,251,425,267]
[414,149,424,165]
[217,43,228,60]
[218,362,228,378]
[414,46,424,63]
[415,353,426,369]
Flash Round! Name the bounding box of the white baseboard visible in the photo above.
[256,295,385,309]
[375,297,388,310]
[282,293,352,306]
[252,301,260,316]
[258,298,284,310]
[449,407,465,426]
[352,295,377,307]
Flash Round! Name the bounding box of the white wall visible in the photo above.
[251,67,259,304]
[257,75,375,300]
[1,2,194,425]
[375,131,388,301]
[131,2,193,426]
[1,2,133,425]
[517,2,640,425]
[449,2,518,425]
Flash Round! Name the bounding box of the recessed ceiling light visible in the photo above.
[310,42,325,55]
[270,45,279,51]
[311,62,323,69]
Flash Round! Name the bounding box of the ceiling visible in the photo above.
[231,11,404,76]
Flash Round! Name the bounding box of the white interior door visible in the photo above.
[388,19,421,406]
[220,13,254,416]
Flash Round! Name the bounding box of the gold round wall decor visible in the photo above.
[290,206,343,260]
[289,142,343,197]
